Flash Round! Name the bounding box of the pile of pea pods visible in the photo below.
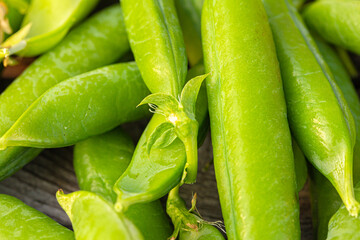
[0,0,359,239]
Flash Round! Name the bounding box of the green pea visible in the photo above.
[263,0,358,216]
[327,183,360,240]
[175,0,203,66]
[167,186,224,240]
[74,127,173,239]
[114,64,208,210]
[202,0,300,239]
[302,0,360,54]
[3,0,99,57]
[293,139,307,192]
[0,63,149,149]
[0,194,74,240]
[0,5,130,181]
[57,190,143,240]
[309,35,360,240]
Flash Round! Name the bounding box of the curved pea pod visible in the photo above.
[121,0,187,96]
[0,5,130,181]
[57,190,143,240]
[74,128,173,240]
[114,64,208,210]
[293,139,307,192]
[167,186,224,240]
[263,0,358,216]
[302,0,360,55]
[309,35,360,240]
[202,0,300,239]
[175,0,203,66]
[2,0,99,57]
[327,183,360,240]
[0,63,150,149]
[0,194,74,240]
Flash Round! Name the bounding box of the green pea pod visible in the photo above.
[121,0,187,96]
[2,0,29,41]
[336,48,358,79]
[74,128,173,239]
[302,0,360,55]
[263,0,358,216]
[114,64,208,210]
[0,194,74,239]
[0,63,149,149]
[167,186,224,240]
[175,0,203,66]
[202,0,300,239]
[293,139,307,192]
[0,5,130,181]
[57,190,143,240]
[309,35,360,240]
[326,182,360,240]
[2,0,99,57]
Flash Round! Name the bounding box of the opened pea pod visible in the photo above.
[114,0,209,212]
[0,194,74,240]
[0,4,130,181]
[0,62,150,149]
[74,128,173,239]
[2,0,99,57]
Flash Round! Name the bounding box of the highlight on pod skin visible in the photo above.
[0,0,358,239]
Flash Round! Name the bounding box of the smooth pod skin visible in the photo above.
[327,183,360,240]
[74,128,173,239]
[302,0,360,54]
[0,5,130,181]
[121,0,187,96]
[202,0,300,239]
[0,63,149,149]
[6,0,99,56]
[309,35,360,240]
[175,0,203,66]
[0,194,74,240]
[263,0,358,216]
[114,64,208,209]
[293,139,307,192]
[57,190,143,240]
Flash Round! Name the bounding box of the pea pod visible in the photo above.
[74,128,173,239]
[0,63,149,149]
[57,190,143,240]
[115,0,206,210]
[263,0,358,216]
[327,183,360,240]
[167,185,224,240]
[0,5,130,181]
[0,194,74,240]
[202,0,300,239]
[2,0,99,57]
[302,0,360,54]
[175,0,203,66]
[114,64,208,210]
[292,0,306,9]
[309,35,360,240]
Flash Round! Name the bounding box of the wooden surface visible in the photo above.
[0,130,314,239]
